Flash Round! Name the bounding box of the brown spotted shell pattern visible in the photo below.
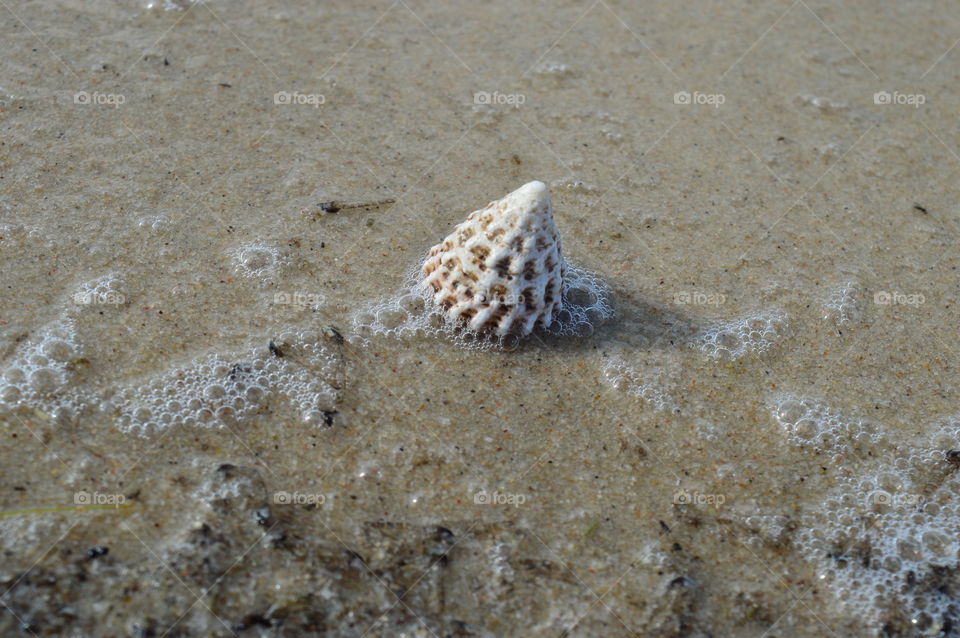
[420,181,565,337]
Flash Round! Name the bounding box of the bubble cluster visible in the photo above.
[690,310,788,360]
[232,242,283,279]
[111,329,342,434]
[0,318,86,423]
[351,258,612,349]
[793,418,960,633]
[822,280,864,327]
[757,394,960,631]
[771,394,885,454]
[601,353,678,413]
[551,264,614,335]
[69,273,126,308]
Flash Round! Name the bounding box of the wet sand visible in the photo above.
[2,1,960,636]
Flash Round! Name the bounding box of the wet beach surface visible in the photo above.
[2,1,960,636]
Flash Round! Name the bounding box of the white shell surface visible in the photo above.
[421,181,565,337]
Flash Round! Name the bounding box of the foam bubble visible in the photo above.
[113,328,343,435]
[822,280,864,327]
[137,215,170,232]
[793,447,960,633]
[0,318,87,422]
[233,242,283,279]
[690,310,788,360]
[771,394,885,454]
[69,273,127,309]
[794,93,847,113]
[534,61,572,77]
[550,179,600,194]
[351,257,612,350]
[601,353,678,413]
[758,395,960,631]
[145,0,200,10]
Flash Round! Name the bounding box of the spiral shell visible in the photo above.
[421,181,565,337]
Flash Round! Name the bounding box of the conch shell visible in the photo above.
[421,181,565,337]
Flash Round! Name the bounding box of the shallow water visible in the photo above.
[2,1,959,636]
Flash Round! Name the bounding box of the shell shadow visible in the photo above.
[515,291,707,354]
